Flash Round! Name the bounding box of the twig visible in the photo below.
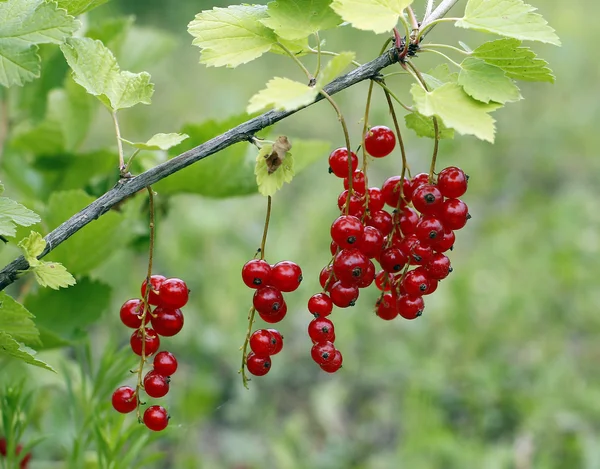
[421,0,460,29]
[425,0,436,19]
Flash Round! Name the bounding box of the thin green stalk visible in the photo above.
[111,111,125,171]
[275,42,314,82]
[419,48,463,68]
[313,32,322,80]
[422,43,470,55]
[417,17,460,41]
[373,81,413,112]
[307,48,363,68]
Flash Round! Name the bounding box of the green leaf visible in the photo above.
[0,292,40,346]
[291,139,331,173]
[255,144,295,196]
[32,262,76,290]
[188,5,278,68]
[456,0,561,46]
[261,0,342,40]
[123,133,190,151]
[410,83,501,142]
[330,0,413,34]
[470,38,555,82]
[316,51,355,88]
[421,63,458,89]
[405,112,455,139]
[0,0,79,87]
[0,197,40,238]
[0,331,55,372]
[55,0,109,16]
[60,37,154,111]
[458,57,522,103]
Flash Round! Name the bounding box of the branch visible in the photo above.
[421,0,460,28]
[0,49,399,292]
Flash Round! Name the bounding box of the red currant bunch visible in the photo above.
[0,438,31,469]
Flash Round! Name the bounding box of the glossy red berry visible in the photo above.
[158,278,189,309]
[258,299,287,323]
[343,170,367,194]
[331,215,364,249]
[267,329,284,355]
[397,295,424,320]
[143,405,169,432]
[141,275,166,306]
[415,215,445,244]
[144,370,170,398]
[365,210,393,236]
[382,175,411,207]
[308,293,333,317]
[112,386,137,413]
[437,166,468,198]
[338,190,365,218]
[402,237,433,265]
[365,126,396,157]
[426,253,452,280]
[396,207,419,236]
[241,259,272,289]
[151,307,184,337]
[269,261,303,292]
[401,268,430,297]
[439,199,470,230]
[153,351,178,376]
[375,270,396,291]
[311,341,336,365]
[246,352,271,376]
[379,247,407,274]
[308,317,335,344]
[119,299,150,329]
[320,350,343,373]
[410,173,430,198]
[376,293,399,320]
[253,286,284,316]
[423,278,438,295]
[333,248,370,286]
[130,328,160,356]
[431,229,455,252]
[367,187,385,212]
[329,148,358,178]
[356,260,376,288]
[249,329,277,356]
[412,184,444,215]
[358,226,384,259]
[329,281,359,308]
[319,265,336,291]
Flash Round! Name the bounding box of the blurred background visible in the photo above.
[1,1,598,468]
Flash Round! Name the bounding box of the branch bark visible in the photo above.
[0,49,399,291]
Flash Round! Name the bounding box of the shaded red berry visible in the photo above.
[308,293,333,317]
[246,352,271,376]
[379,247,407,273]
[153,351,178,376]
[311,341,336,365]
[112,386,137,413]
[270,261,302,292]
[367,187,385,212]
[437,166,468,198]
[412,184,443,215]
[365,125,396,157]
[308,317,335,344]
[158,278,189,308]
[365,210,393,236]
[333,248,370,286]
[358,226,384,259]
[431,229,455,253]
[439,199,470,230]
[151,307,184,337]
[144,370,170,398]
[241,259,271,289]
[319,265,336,291]
[415,215,445,244]
[396,207,419,236]
[249,329,277,356]
[401,268,430,297]
[120,299,150,329]
[329,281,359,308]
[253,286,284,316]
[258,299,287,323]
[130,328,160,356]
[343,170,367,194]
[329,148,358,178]
[356,260,376,288]
[331,215,364,249]
[410,173,430,198]
[267,329,284,355]
[143,405,169,432]
[141,275,165,306]
[320,350,343,373]
[397,295,424,320]
[382,175,411,207]
[426,253,452,280]
[338,190,365,218]
[376,293,399,320]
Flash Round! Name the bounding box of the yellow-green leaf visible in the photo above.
[330,0,413,34]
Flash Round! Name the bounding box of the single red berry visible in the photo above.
[319,265,336,291]
[112,386,137,413]
[410,173,430,198]
[249,329,276,356]
[151,307,184,337]
[311,341,336,365]
[141,274,166,306]
[437,166,468,198]
[402,237,433,265]
[356,260,376,288]
[364,125,396,157]
[376,293,399,320]
[308,317,335,344]
[396,207,419,236]
[401,268,430,297]
[426,253,452,279]
[430,229,455,253]
[415,215,445,244]
[333,248,370,286]
[329,281,359,308]
[270,261,303,292]
[329,148,358,178]
[153,351,178,376]
[143,405,169,432]
[375,270,397,291]
[320,349,343,373]
[246,352,271,376]
[258,299,287,323]
[358,226,384,259]
[241,259,272,289]
[338,190,365,218]
[331,215,364,249]
[439,199,470,230]
[119,299,150,329]
[308,293,334,317]
[144,370,170,398]
[397,295,424,320]
[423,278,438,295]
[367,187,385,212]
[130,328,160,356]
[343,170,367,194]
[330,240,339,256]
[365,210,393,236]
[382,175,411,207]
[267,329,284,355]
[379,247,407,274]
[412,184,444,215]
[253,286,285,316]
[158,278,189,309]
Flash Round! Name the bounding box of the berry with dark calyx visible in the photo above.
[367,187,385,212]
[270,261,303,292]
[151,306,184,337]
[376,293,399,320]
[130,328,160,356]
[153,351,178,376]
[253,286,285,316]
[338,190,365,218]
[439,199,470,230]
[437,166,468,198]
[267,329,284,355]
[311,341,336,365]
[401,268,430,297]
[333,248,370,286]
[365,125,396,157]
[424,278,438,295]
[356,260,376,288]
[415,215,445,244]
[143,405,169,432]
[379,247,407,274]
[258,299,287,323]
[412,184,444,215]
[158,278,189,309]
[330,281,359,308]
[143,370,170,398]
[431,229,455,253]
[410,173,430,198]
[308,317,335,344]
[120,299,150,329]
[397,295,425,320]
[241,259,272,289]
[331,215,364,249]
[396,207,419,236]
[382,175,412,207]
[112,386,138,413]
[141,275,166,306]
[329,148,358,178]
[358,226,384,259]
[402,237,433,265]
[343,170,367,194]
[426,253,452,280]
[320,350,343,373]
[250,329,277,356]
[365,210,393,236]
[308,293,334,317]
[246,352,271,376]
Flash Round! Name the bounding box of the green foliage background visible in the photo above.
[1,1,597,468]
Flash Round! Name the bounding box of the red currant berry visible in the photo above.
[253,286,285,316]
[144,370,170,398]
[365,210,393,236]
[308,293,333,317]
[143,405,169,432]
[153,351,178,376]
[249,329,277,356]
[375,270,396,291]
[376,293,399,320]
[437,166,468,198]
[112,386,137,413]
[329,281,359,308]
[319,265,336,291]
[382,175,411,207]
[397,295,424,320]
[119,299,150,329]
[330,240,339,256]
[130,328,160,356]
[396,207,419,236]
[141,275,166,306]
[430,229,455,253]
[311,341,336,365]
[402,237,433,265]
[412,184,444,215]
[358,226,384,259]
[343,170,367,194]
[246,352,271,376]
[331,215,364,249]
[410,173,430,198]
[333,248,370,286]
[338,190,365,218]
[401,268,430,297]
[267,329,284,355]
[438,199,470,230]
[308,317,335,344]
[367,187,385,212]
[270,261,303,292]
[423,278,438,295]
[241,259,272,289]
[364,125,396,157]
[158,278,189,309]
[426,253,452,280]
[379,247,407,274]
[356,260,376,288]
[415,215,445,244]
[320,350,343,373]
[151,307,184,337]
[329,148,358,178]
[258,299,287,323]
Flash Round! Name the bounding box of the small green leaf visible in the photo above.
[0,331,55,372]
[291,139,331,173]
[421,64,458,89]
[255,144,295,196]
[316,52,355,87]
[188,5,277,68]
[411,83,501,142]
[0,292,40,346]
[458,57,522,104]
[247,77,317,114]
[56,0,110,16]
[0,197,40,238]
[405,113,455,139]
[261,0,342,40]
[60,37,154,111]
[32,262,76,290]
[456,0,561,46]
[18,231,46,265]
[123,133,190,151]
[471,38,555,82]
[330,0,413,34]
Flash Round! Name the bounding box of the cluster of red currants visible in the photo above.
[241,260,302,376]
[112,275,188,431]
[0,438,31,468]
